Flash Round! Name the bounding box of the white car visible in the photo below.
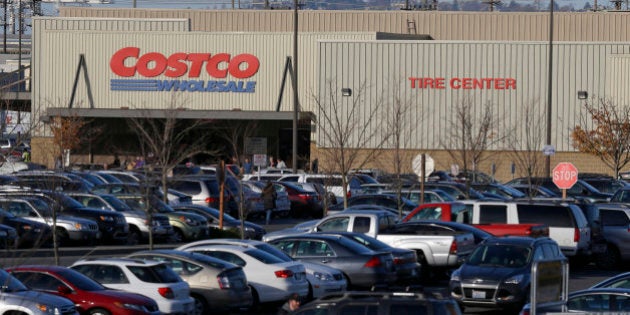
[177,239,347,299]
[70,258,195,314]
[176,243,309,304]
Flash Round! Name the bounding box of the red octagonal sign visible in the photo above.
[552,162,579,190]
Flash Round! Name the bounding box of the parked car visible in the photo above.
[382,188,456,205]
[117,194,209,242]
[450,236,566,312]
[591,271,630,289]
[471,183,527,200]
[0,207,52,248]
[509,184,560,198]
[0,197,101,245]
[395,220,493,246]
[293,291,463,315]
[70,258,195,315]
[173,204,266,240]
[583,203,630,270]
[266,233,397,290]
[320,231,421,285]
[8,265,161,315]
[177,238,347,300]
[0,191,129,244]
[241,180,292,217]
[126,249,253,313]
[581,175,629,195]
[0,268,79,315]
[521,288,630,314]
[333,194,418,216]
[505,177,612,202]
[66,192,174,244]
[168,175,238,216]
[177,243,309,306]
[0,223,18,248]
[274,181,323,218]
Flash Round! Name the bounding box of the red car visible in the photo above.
[7,265,161,315]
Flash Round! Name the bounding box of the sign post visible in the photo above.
[552,162,578,199]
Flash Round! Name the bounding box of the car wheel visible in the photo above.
[55,228,69,247]
[249,286,261,311]
[170,228,184,243]
[596,244,621,270]
[88,308,111,315]
[191,294,207,315]
[127,227,141,245]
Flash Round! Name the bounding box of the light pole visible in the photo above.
[292,0,298,173]
[545,0,554,177]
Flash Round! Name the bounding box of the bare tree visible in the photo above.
[127,93,220,247]
[505,100,547,196]
[571,97,630,178]
[214,120,259,169]
[315,79,389,208]
[384,81,419,219]
[441,97,503,193]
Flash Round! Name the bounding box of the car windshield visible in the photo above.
[467,244,531,268]
[0,270,28,292]
[58,269,106,291]
[344,234,391,251]
[244,248,287,264]
[127,264,181,283]
[29,199,53,216]
[101,195,134,212]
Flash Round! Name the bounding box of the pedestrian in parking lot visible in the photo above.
[277,158,287,169]
[269,156,276,168]
[243,158,252,174]
[277,293,301,315]
[262,181,277,225]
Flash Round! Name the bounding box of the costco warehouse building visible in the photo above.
[29,9,630,180]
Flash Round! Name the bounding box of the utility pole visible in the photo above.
[3,0,7,53]
[292,0,298,173]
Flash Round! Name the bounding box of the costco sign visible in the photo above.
[109,47,260,93]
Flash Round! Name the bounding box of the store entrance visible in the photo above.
[278,128,311,170]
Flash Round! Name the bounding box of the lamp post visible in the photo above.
[545,0,554,177]
[292,0,298,173]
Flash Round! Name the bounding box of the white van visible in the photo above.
[460,200,591,257]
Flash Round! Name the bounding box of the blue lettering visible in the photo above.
[141,80,255,93]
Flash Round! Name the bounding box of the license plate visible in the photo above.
[472,290,486,299]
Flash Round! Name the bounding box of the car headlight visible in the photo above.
[314,271,335,282]
[504,274,525,285]
[36,303,59,314]
[450,269,461,282]
[244,227,255,232]
[100,215,115,222]
[114,301,149,312]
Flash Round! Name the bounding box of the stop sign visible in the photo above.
[552,162,578,190]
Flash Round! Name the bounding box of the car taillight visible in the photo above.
[346,191,351,198]
[205,197,218,204]
[158,287,174,299]
[217,274,231,289]
[393,258,403,265]
[574,228,580,243]
[297,194,312,202]
[364,256,382,268]
[449,241,457,255]
[275,270,294,278]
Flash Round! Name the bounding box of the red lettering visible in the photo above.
[207,53,230,78]
[435,78,445,89]
[506,78,516,89]
[137,52,167,77]
[231,54,259,79]
[409,77,419,88]
[450,78,460,89]
[165,53,188,77]
[109,47,259,79]
[110,47,140,77]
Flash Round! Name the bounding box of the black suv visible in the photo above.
[293,291,462,315]
[449,236,565,312]
[505,177,612,202]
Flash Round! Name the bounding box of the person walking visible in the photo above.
[276,158,287,169]
[243,158,253,174]
[277,293,301,315]
[262,181,277,225]
[21,149,30,162]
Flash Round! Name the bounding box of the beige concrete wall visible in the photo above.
[59,8,630,42]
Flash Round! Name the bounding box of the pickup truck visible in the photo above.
[402,202,549,238]
[263,209,476,276]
